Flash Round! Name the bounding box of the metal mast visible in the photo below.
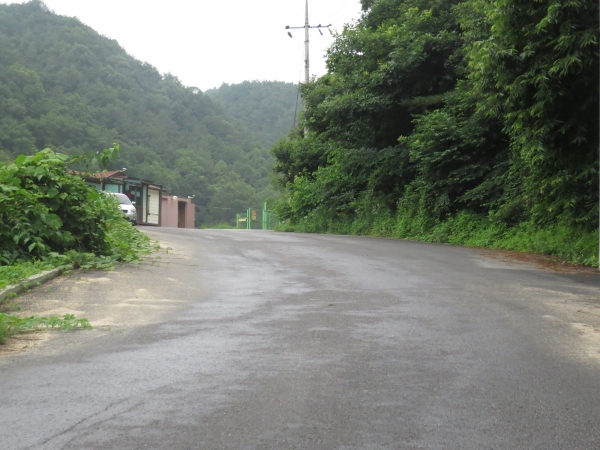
[285,1,331,137]
[304,0,309,84]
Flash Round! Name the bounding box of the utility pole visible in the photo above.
[304,1,309,85]
[286,0,331,137]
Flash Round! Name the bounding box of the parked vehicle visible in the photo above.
[106,192,137,224]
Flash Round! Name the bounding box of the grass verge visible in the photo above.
[198,222,236,229]
[278,210,599,268]
[1,220,158,294]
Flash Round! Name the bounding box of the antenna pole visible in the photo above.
[304,0,309,136]
[285,1,331,138]
[305,0,309,85]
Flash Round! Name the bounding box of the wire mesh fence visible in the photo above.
[236,204,280,230]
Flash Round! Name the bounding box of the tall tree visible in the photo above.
[459,0,599,225]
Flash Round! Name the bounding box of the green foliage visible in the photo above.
[272,0,599,266]
[0,146,123,263]
[0,1,280,225]
[0,312,91,344]
[397,210,599,267]
[302,0,463,148]
[198,222,236,229]
[0,259,60,291]
[287,200,598,267]
[0,147,157,296]
[271,133,330,187]
[459,0,599,225]
[274,0,468,226]
[406,81,510,219]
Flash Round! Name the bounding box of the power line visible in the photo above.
[292,37,306,130]
[292,82,302,129]
[326,0,359,24]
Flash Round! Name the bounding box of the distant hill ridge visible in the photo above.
[205,81,300,146]
[0,0,288,224]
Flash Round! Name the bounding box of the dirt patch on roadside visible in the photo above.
[0,240,194,358]
[478,248,600,276]
[0,333,54,356]
[570,322,600,361]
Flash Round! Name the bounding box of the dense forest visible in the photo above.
[272,0,599,266]
[0,1,292,224]
[205,81,300,147]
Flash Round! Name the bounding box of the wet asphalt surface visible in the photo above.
[1,228,600,449]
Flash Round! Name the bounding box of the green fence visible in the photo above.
[236,203,279,230]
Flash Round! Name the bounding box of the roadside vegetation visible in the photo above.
[272,0,599,267]
[0,314,91,345]
[0,145,158,343]
[199,222,236,229]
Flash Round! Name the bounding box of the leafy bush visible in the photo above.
[0,148,118,262]
[0,147,157,287]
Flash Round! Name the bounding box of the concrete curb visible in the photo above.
[0,264,73,303]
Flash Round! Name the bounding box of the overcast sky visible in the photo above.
[2,0,363,91]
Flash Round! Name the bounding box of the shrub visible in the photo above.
[1,145,157,280]
[0,147,125,264]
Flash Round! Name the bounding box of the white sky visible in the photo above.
[2,0,363,91]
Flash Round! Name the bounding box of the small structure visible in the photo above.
[161,195,195,228]
[80,170,163,226]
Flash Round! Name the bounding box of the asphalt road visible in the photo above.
[1,228,600,449]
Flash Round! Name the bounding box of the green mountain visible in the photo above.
[0,0,278,224]
[205,81,300,146]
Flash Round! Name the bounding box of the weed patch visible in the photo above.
[0,313,91,344]
[199,222,235,229]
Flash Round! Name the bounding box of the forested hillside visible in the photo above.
[205,81,299,146]
[272,0,599,266]
[0,0,277,224]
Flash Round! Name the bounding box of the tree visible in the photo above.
[459,0,599,225]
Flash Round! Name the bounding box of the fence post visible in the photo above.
[263,202,267,230]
